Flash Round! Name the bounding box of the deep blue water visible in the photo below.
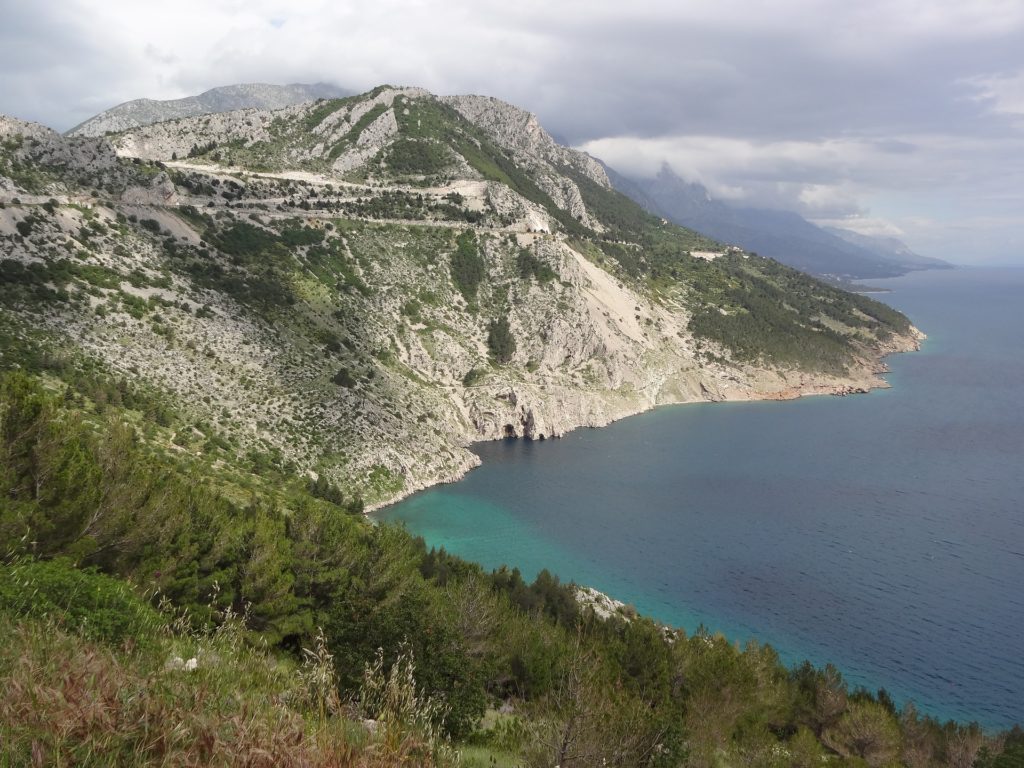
[378,267,1024,729]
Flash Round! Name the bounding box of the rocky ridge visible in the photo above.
[442,94,611,229]
[67,82,350,137]
[104,86,612,231]
[0,88,921,509]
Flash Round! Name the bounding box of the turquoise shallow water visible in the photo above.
[378,267,1024,729]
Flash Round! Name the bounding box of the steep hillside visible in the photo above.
[68,82,350,137]
[4,372,1017,767]
[1,88,920,508]
[616,164,951,279]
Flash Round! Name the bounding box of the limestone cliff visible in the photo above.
[0,87,921,508]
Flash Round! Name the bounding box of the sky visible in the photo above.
[2,0,1023,264]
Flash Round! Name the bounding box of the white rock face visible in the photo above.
[111,107,277,161]
[107,87,434,173]
[443,94,611,228]
[355,108,398,147]
[576,586,633,621]
[331,146,379,174]
[442,94,611,188]
[535,171,603,231]
[120,171,178,206]
[486,182,553,232]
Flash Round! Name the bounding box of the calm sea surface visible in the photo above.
[378,267,1024,728]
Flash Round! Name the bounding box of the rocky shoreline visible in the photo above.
[367,324,924,513]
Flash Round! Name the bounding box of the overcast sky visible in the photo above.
[2,0,1023,263]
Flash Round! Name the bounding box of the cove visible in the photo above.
[377,267,1024,729]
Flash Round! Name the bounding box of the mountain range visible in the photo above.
[613,164,951,279]
[10,82,1013,767]
[69,82,949,280]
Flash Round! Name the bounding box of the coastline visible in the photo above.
[365,298,1024,730]
[367,324,924,514]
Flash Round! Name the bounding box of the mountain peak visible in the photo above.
[67,82,352,137]
[99,85,614,231]
[443,93,611,189]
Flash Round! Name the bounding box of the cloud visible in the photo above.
[578,133,926,210]
[962,69,1024,115]
[5,0,1021,138]
[813,217,906,238]
[580,129,1024,260]
[0,0,1022,262]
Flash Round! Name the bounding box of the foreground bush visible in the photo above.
[0,557,161,646]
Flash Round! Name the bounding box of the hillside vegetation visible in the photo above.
[2,373,1021,767]
[0,87,992,766]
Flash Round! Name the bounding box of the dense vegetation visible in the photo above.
[684,254,913,372]
[516,248,558,284]
[449,230,485,304]
[1,369,1019,767]
[487,316,517,363]
[385,137,454,175]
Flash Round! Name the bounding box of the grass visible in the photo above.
[459,745,523,767]
[0,616,422,767]
[0,561,461,767]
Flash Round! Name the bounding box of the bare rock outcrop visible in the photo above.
[121,171,178,206]
[442,94,611,188]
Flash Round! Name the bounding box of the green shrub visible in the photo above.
[0,557,162,646]
[280,224,325,247]
[385,138,452,176]
[401,298,423,323]
[486,317,516,364]
[333,367,356,387]
[450,231,484,303]
[516,249,557,283]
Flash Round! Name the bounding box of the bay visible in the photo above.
[377,266,1024,729]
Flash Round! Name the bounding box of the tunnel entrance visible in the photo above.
[502,424,517,438]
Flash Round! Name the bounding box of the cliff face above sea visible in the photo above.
[0,87,920,506]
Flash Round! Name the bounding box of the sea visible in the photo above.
[377,266,1024,729]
